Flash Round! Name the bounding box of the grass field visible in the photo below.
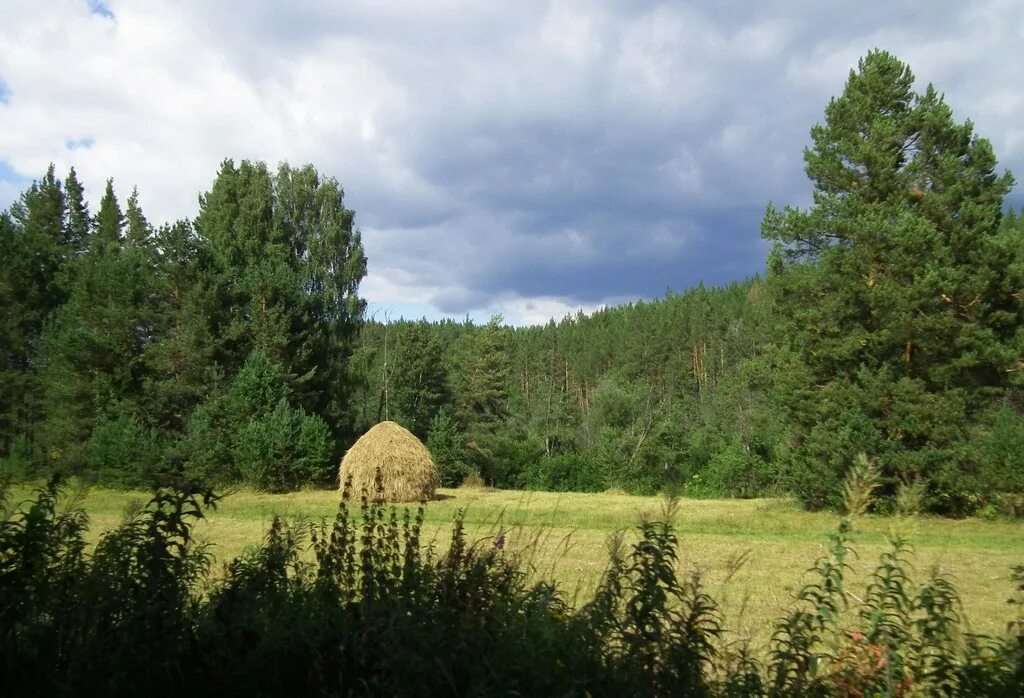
[11,482,1023,653]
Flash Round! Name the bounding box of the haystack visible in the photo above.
[338,421,440,502]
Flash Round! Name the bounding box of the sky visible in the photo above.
[2,1,1023,325]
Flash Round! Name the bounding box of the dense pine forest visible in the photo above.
[2,51,1023,516]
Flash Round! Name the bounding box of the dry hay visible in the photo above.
[338,421,440,502]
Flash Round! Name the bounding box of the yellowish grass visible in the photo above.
[14,483,1023,651]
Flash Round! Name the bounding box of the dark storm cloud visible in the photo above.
[3,1,1023,322]
[355,0,1024,317]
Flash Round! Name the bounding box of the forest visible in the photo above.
[1,50,1023,517]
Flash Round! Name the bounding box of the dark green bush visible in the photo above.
[524,452,604,492]
[0,434,35,479]
[84,414,164,487]
[233,398,332,491]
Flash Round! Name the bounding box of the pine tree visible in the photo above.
[143,220,217,434]
[64,167,91,254]
[762,50,1021,513]
[457,315,511,431]
[0,212,25,454]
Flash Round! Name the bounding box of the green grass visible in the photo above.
[12,482,1023,651]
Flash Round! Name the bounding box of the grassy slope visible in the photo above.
[13,483,1023,651]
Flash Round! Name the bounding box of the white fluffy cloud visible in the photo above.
[1,0,1022,324]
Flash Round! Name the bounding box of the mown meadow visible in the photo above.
[19,481,1022,643]
[4,471,1023,696]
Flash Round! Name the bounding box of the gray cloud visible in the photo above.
[1,0,1022,323]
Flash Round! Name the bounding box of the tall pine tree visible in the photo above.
[0,167,70,455]
[762,50,1021,513]
[38,179,155,470]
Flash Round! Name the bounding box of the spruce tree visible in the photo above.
[386,322,449,438]
[125,186,150,246]
[762,50,1021,513]
[38,180,155,471]
[1,166,70,456]
[94,178,124,247]
[64,167,91,254]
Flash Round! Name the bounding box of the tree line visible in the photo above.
[2,50,1022,514]
[0,160,366,491]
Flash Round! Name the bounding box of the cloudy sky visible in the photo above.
[2,1,1023,324]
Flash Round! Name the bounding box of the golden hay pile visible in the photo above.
[338,421,440,502]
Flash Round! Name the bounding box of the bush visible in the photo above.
[473,431,543,489]
[84,415,164,487]
[234,398,332,491]
[692,441,776,499]
[523,452,604,492]
[0,434,35,479]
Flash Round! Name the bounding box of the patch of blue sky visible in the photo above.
[87,1,114,19]
[66,137,95,151]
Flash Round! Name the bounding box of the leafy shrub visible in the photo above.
[475,432,543,489]
[688,441,776,499]
[84,414,164,487]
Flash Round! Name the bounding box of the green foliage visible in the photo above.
[762,50,1022,515]
[762,458,1024,696]
[195,160,367,448]
[84,415,164,487]
[524,452,604,492]
[426,408,473,486]
[982,403,1024,515]
[0,159,366,491]
[2,50,1024,512]
[696,441,776,499]
[455,314,511,432]
[234,398,332,491]
[0,477,218,693]
[222,349,289,424]
[193,350,334,491]
[180,404,233,484]
[384,321,450,437]
[0,435,35,480]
